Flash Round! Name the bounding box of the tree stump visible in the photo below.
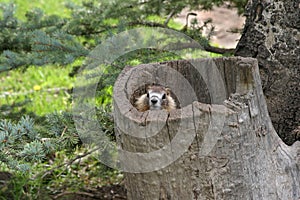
[113,57,300,200]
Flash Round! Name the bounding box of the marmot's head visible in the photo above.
[135,85,176,112]
[146,85,171,110]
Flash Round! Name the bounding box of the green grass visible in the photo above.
[0,65,75,116]
[0,0,86,117]
[0,0,80,19]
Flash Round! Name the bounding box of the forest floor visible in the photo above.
[174,4,245,48]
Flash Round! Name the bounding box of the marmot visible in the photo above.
[135,85,176,112]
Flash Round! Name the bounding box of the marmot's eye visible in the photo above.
[162,93,166,99]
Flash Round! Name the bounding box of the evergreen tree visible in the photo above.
[0,0,246,71]
[0,113,79,172]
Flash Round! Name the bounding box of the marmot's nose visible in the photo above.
[151,99,158,104]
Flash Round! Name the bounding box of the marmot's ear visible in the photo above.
[146,85,152,91]
[165,88,171,95]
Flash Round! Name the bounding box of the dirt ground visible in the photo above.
[174,5,245,48]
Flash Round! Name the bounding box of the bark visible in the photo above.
[235,0,300,145]
[113,57,300,200]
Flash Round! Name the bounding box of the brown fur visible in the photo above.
[135,85,176,112]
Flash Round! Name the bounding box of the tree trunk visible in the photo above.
[113,57,300,200]
[235,0,300,145]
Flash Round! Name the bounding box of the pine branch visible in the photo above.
[165,41,235,55]
[204,45,235,55]
[36,147,101,180]
[164,9,176,27]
